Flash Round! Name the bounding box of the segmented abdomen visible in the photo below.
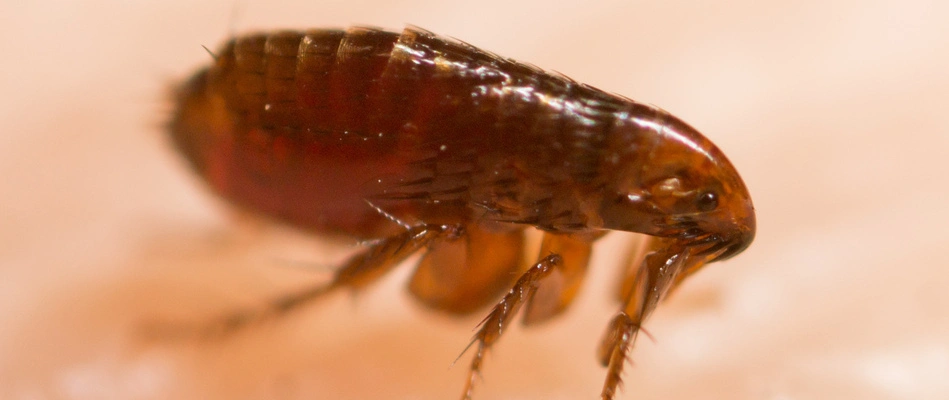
[175,27,640,236]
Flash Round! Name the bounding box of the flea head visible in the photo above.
[596,105,755,262]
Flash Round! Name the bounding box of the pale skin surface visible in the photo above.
[2,1,949,399]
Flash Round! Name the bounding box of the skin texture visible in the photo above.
[168,26,754,399]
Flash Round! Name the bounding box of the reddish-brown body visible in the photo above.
[169,26,755,400]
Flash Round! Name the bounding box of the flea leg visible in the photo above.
[458,253,562,400]
[598,312,640,400]
[168,224,459,339]
[521,232,595,325]
[408,225,526,315]
[599,238,692,400]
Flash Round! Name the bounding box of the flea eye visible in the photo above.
[696,191,718,212]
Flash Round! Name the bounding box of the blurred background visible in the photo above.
[1,0,947,399]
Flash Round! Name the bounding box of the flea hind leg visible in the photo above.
[160,224,460,339]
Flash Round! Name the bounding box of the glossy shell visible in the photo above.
[168,26,755,400]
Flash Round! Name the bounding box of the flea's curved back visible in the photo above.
[170,27,645,234]
[169,26,753,248]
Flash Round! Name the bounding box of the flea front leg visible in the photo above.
[598,312,640,400]
[599,237,692,400]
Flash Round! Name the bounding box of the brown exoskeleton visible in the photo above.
[167,26,756,399]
